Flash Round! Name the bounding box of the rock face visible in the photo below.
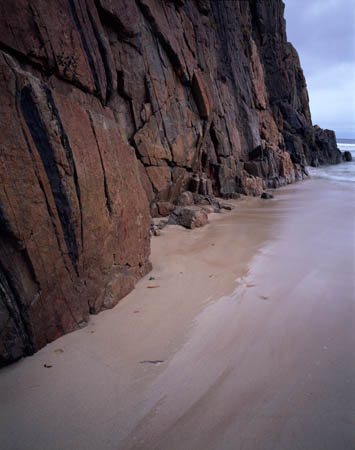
[0,0,340,365]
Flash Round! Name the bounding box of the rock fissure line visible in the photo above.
[87,111,113,216]
[86,5,115,104]
[68,0,102,98]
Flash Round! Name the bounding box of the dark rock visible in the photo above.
[217,201,235,211]
[261,192,274,199]
[244,161,263,178]
[196,0,211,15]
[343,151,353,162]
[311,126,342,165]
[193,193,211,205]
[192,194,222,212]
[249,146,269,161]
[229,193,241,200]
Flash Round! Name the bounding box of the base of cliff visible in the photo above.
[0,176,354,450]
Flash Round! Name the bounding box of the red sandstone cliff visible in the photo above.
[0,0,340,366]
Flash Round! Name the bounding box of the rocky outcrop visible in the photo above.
[342,151,353,162]
[0,0,340,365]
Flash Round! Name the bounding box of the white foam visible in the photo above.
[308,162,355,185]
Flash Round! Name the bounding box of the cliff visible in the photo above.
[0,0,341,366]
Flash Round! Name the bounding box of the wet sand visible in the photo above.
[0,177,354,450]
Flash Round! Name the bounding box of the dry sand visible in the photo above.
[0,178,354,450]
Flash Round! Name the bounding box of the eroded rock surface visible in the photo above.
[0,0,340,365]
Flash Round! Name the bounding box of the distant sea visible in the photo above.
[308,138,355,184]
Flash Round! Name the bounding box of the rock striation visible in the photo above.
[0,0,341,365]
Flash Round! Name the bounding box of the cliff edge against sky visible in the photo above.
[0,0,340,366]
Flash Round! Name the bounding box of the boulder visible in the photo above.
[342,151,353,162]
[168,206,208,229]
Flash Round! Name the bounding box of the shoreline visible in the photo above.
[1,177,354,450]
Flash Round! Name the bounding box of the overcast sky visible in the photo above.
[284,0,355,139]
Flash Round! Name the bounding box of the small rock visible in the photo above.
[342,151,353,162]
[193,193,209,205]
[153,228,161,236]
[192,194,221,212]
[156,201,175,217]
[261,192,274,199]
[217,201,235,210]
[140,360,165,365]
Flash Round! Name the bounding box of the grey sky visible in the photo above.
[284,0,355,139]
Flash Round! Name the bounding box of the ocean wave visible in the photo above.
[308,161,355,184]
[338,143,355,151]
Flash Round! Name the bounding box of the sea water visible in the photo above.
[308,139,355,184]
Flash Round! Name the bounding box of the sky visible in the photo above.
[284,0,355,139]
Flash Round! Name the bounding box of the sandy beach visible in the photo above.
[1,177,354,450]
